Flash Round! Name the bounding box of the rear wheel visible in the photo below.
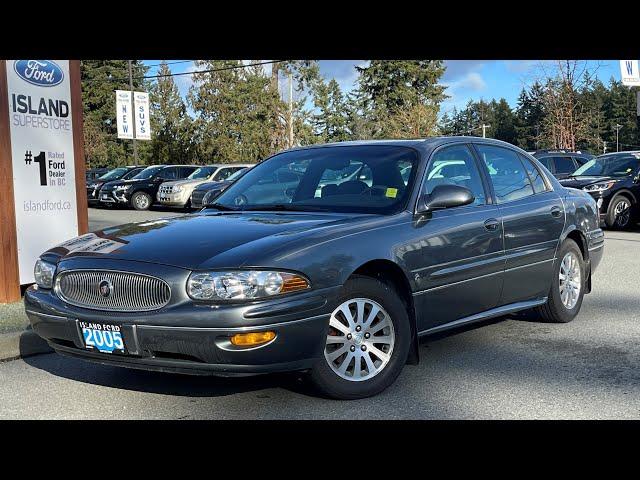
[131,191,152,211]
[309,276,411,399]
[605,195,633,230]
[536,239,585,323]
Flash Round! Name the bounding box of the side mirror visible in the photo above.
[417,184,475,213]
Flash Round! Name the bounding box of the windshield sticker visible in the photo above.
[385,188,398,198]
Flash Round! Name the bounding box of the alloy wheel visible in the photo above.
[559,252,581,310]
[136,194,150,209]
[614,199,631,228]
[324,298,395,382]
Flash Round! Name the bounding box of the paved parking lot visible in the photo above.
[1,207,639,419]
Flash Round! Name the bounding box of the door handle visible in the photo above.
[484,218,500,231]
[551,206,562,218]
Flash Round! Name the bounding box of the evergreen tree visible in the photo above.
[80,60,149,167]
[312,78,349,142]
[149,62,192,164]
[354,60,447,137]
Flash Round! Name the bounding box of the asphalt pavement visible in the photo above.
[1,207,639,419]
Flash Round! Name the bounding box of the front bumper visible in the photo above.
[157,190,189,207]
[24,284,339,376]
[585,191,613,222]
[99,188,130,205]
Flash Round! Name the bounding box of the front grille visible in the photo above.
[56,270,171,312]
[159,186,173,194]
[191,189,206,207]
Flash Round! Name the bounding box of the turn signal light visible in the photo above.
[230,331,276,347]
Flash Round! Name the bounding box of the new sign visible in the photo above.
[5,60,79,283]
[115,90,151,140]
[620,60,640,87]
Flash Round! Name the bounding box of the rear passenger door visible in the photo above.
[474,144,565,305]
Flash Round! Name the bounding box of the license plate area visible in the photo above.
[79,321,126,354]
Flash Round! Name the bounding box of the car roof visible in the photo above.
[284,136,527,155]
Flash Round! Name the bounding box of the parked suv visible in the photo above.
[86,166,145,206]
[532,150,594,179]
[559,151,640,229]
[99,165,198,210]
[157,164,252,209]
[190,167,250,209]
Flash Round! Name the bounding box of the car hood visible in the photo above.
[161,178,208,189]
[46,211,369,271]
[559,176,616,188]
[194,180,229,192]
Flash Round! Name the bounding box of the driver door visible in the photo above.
[411,144,505,331]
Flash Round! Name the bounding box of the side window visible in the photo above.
[423,145,486,206]
[158,167,178,180]
[552,156,576,174]
[537,157,554,171]
[179,167,197,179]
[476,145,534,203]
[520,154,548,194]
[215,168,235,181]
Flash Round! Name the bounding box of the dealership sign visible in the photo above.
[116,90,151,140]
[620,60,640,86]
[5,60,79,283]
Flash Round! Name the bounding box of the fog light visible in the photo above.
[230,331,276,347]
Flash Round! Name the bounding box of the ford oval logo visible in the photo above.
[13,60,64,87]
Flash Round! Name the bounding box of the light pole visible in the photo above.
[128,60,138,164]
[614,123,623,152]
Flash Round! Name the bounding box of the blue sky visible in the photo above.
[143,60,623,117]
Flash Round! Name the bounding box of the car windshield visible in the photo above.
[188,166,216,180]
[132,166,164,180]
[572,154,640,177]
[122,168,142,179]
[226,168,248,181]
[98,168,128,181]
[213,145,418,214]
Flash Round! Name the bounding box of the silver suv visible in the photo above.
[157,164,253,208]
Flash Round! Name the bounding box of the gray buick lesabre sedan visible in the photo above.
[25,138,604,399]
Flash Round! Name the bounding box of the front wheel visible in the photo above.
[130,191,152,211]
[605,195,633,230]
[309,276,411,399]
[536,239,585,323]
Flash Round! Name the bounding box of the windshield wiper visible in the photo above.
[241,204,330,212]
[205,202,238,211]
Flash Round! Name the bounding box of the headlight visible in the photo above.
[115,185,131,191]
[202,190,217,205]
[583,181,616,192]
[173,185,183,193]
[34,259,56,289]
[187,270,310,301]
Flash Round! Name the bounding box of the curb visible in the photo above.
[0,329,53,363]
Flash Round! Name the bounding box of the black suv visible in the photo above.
[86,166,145,206]
[559,151,640,229]
[532,150,594,179]
[99,165,198,210]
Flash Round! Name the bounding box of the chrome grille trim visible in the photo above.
[55,270,171,312]
[159,186,173,194]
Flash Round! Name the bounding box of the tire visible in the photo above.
[130,191,152,211]
[309,275,411,399]
[604,194,633,230]
[536,239,585,323]
[182,199,192,212]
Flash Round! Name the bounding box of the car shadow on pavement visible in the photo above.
[22,353,318,399]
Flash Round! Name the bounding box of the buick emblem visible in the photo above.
[98,279,113,298]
